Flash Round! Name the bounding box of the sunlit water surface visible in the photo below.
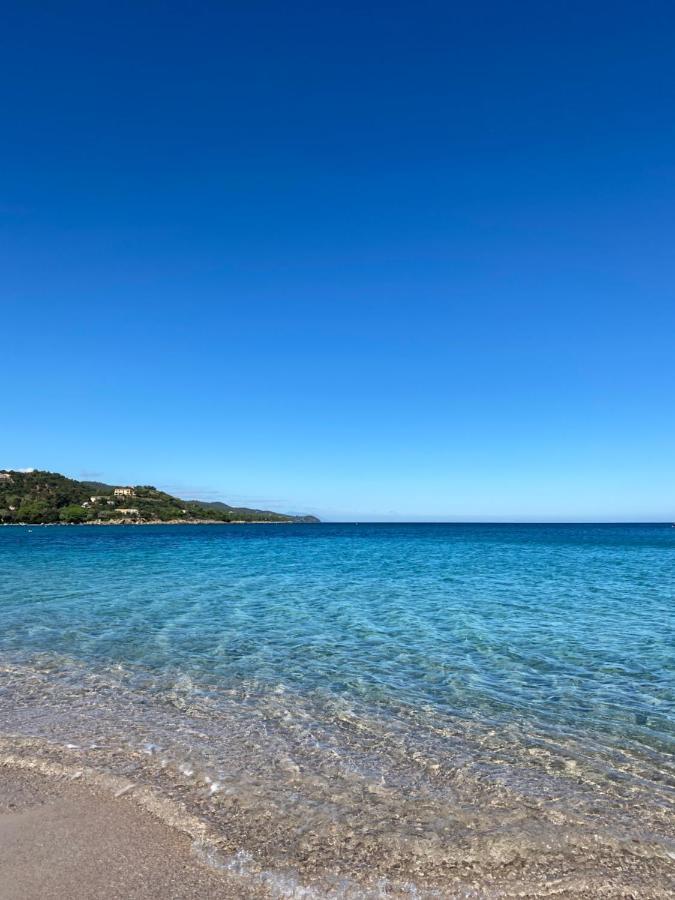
[0,524,673,897]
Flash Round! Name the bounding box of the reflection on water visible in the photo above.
[0,524,673,896]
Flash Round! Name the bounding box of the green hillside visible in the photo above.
[0,470,319,524]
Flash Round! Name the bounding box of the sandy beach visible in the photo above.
[0,766,256,900]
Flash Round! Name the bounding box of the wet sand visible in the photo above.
[0,767,256,900]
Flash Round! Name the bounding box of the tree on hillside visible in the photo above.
[59,504,88,523]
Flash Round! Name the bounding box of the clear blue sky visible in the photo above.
[2,2,674,521]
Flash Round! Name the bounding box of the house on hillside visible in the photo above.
[0,473,13,482]
[116,508,139,516]
[113,487,135,497]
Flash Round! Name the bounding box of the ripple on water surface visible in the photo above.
[0,523,673,896]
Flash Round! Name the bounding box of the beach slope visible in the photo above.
[0,767,254,900]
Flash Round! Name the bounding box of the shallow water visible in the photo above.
[0,523,673,896]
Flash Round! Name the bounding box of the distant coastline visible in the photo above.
[2,519,312,526]
[0,469,319,525]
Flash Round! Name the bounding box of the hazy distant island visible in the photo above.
[0,470,320,524]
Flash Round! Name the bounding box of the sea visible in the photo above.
[0,523,673,897]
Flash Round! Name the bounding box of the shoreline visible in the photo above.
[1,519,313,526]
[2,655,673,900]
[2,723,672,900]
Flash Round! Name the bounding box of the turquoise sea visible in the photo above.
[1,523,673,897]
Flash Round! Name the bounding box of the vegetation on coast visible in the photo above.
[0,470,319,524]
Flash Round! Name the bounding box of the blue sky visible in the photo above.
[2,1,674,520]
